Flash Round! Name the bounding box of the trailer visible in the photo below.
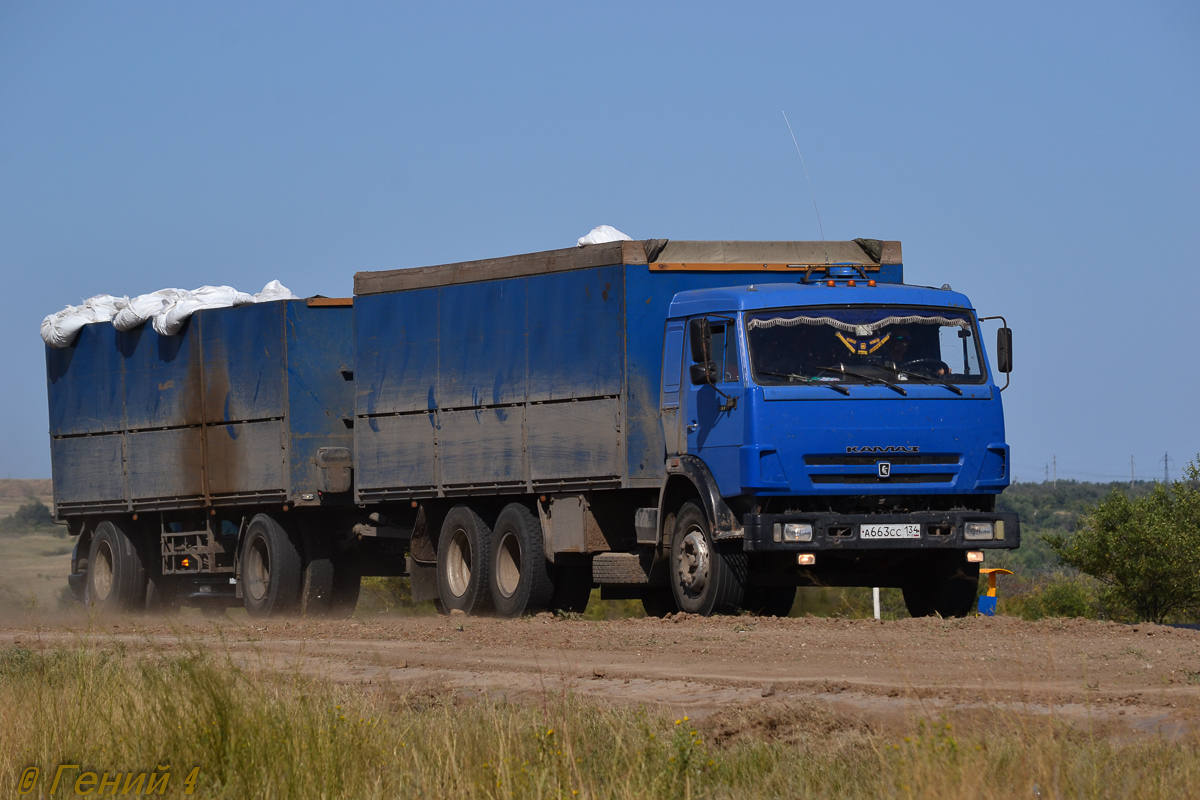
[47,238,1020,618]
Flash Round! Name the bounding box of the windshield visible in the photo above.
[746,306,987,386]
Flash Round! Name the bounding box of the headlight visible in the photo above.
[964,521,994,540]
[783,523,813,543]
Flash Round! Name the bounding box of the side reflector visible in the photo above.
[847,279,856,286]
[966,551,984,563]
[868,280,876,287]
[826,280,835,286]
[797,553,816,566]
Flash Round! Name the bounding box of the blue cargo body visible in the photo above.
[352,262,793,501]
[46,300,353,516]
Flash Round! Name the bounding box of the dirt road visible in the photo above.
[3,613,1197,741]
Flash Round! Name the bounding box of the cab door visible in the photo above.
[660,321,686,457]
[684,316,745,492]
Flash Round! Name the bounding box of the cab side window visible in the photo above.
[709,323,741,383]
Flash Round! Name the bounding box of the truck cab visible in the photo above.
[657,270,1018,617]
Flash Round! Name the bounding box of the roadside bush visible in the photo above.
[1046,457,1200,624]
[999,571,1100,620]
[0,499,58,533]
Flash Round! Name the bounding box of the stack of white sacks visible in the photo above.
[40,280,299,348]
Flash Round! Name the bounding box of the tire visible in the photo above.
[549,565,593,614]
[329,567,361,618]
[241,514,303,618]
[436,506,493,615]
[85,520,147,614]
[669,501,746,616]
[300,556,335,615]
[490,503,554,617]
[902,554,980,618]
[641,586,678,618]
[743,586,796,617]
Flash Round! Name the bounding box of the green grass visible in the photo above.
[0,641,1196,798]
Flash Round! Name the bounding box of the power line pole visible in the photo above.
[1163,452,1171,483]
[1053,455,1057,489]
[1130,455,1135,488]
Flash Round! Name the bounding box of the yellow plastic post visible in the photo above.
[979,568,1012,598]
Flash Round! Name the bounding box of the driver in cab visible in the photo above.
[885,327,947,378]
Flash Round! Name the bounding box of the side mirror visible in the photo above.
[996,327,1012,373]
[689,362,717,386]
[688,317,712,363]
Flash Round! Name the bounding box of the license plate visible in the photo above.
[859,523,921,539]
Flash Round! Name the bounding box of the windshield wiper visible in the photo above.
[816,364,907,396]
[756,369,850,395]
[872,362,963,396]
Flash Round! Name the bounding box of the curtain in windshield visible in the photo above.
[745,306,985,385]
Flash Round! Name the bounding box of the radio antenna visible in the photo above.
[782,111,828,263]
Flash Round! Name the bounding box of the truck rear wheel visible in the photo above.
[490,503,553,617]
[669,501,746,616]
[241,514,302,618]
[85,520,147,614]
[902,554,980,618]
[437,506,493,615]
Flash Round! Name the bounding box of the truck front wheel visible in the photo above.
[85,520,147,614]
[902,554,980,618]
[437,506,493,615]
[669,501,746,615]
[241,514,302,618]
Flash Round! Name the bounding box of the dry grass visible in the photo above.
[0,637,1196,798]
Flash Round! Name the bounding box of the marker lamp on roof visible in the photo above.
[964,522,994,541]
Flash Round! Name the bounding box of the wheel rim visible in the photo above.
[677,527,710,594]
[445,529,473,598]
[495,530,521,599]
[93,540,114,602]
[245,536,270,602]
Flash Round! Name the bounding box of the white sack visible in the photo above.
[254,280,300,302]
[40,294,128,348]
[151,285,255,336]
[577,225,632,246]
[113,288,186,331]
[42,280,301,344]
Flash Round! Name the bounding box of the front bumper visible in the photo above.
[742,510,1020,552]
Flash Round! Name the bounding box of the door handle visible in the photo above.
[686,422,698,432]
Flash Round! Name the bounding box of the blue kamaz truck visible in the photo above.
[47,238,1018,618]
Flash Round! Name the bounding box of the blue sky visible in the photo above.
[2,1,1197,481]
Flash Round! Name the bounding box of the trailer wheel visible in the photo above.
[669,501,746,615]
[436,506,493,615]
[241,514,302,618]
[490,503,553,617]
[902,555,980,618]
[743,586,796,617]
[85,520,147,614]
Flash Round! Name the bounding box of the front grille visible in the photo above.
[805,453,960,466]
[811,473,954,485]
